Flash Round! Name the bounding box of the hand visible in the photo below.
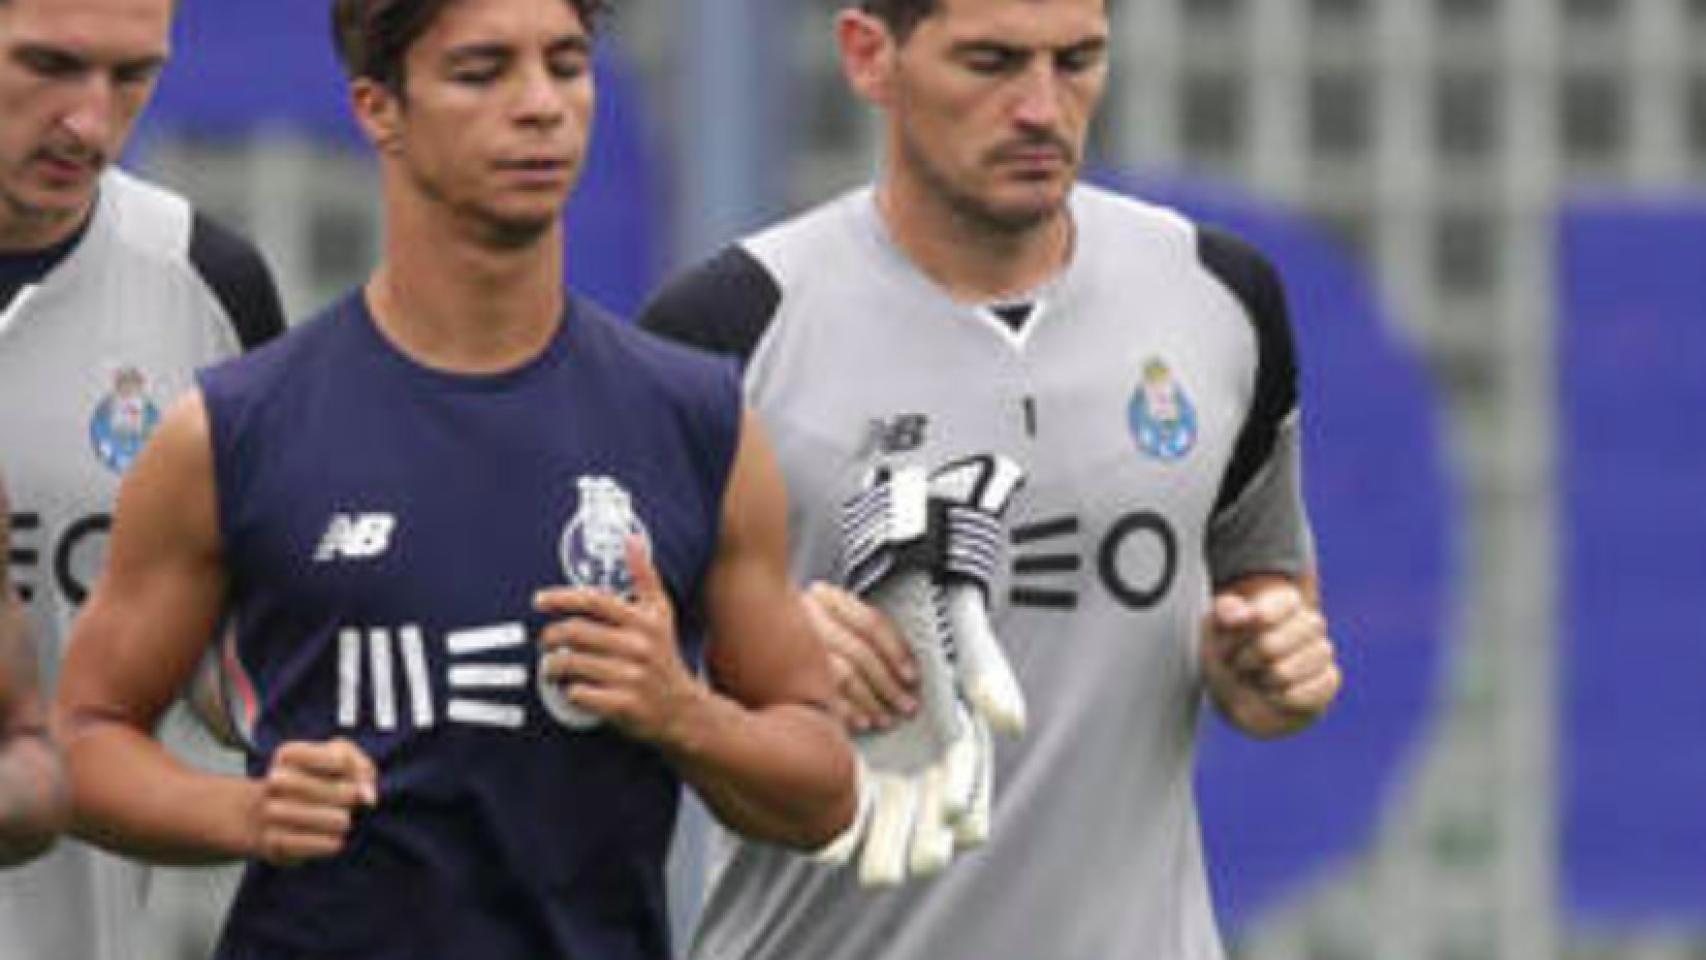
[1200,579,1342,738]
[253,738,377,866]
[805,581,919,732]
[534,536,706,746]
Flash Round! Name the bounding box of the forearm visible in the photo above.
[0,732,68,866]
[664,690,856,850]
[64,716,259,865]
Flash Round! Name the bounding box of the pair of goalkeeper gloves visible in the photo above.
[810,454,1027,887]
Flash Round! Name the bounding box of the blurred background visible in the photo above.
[121,1,1704,958]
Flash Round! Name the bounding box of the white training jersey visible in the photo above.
[643,185,1314,960]
[0,168,284,960]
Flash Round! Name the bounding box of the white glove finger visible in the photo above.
[945,584,1026,736]
[953,714,994,851]
[940,705,981,821]
[860,771,921,887]
[907,763,955,878]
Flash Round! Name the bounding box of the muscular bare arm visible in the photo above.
[56,397,375,869]
[0,477,68,866]
[673,412,857,845]
[536,412,857,848]
[54,395,264,864]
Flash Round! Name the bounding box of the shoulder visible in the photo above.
[639,191,867,363]
[197,296,346,422]
[1187,223,1298,418]
[638,244,780,362]
[97,169,287,353]
[575,297,747,484]
[577,296,742,406]
[1077,184,1288,320]
[186,214,287,352]
[1193,225,1288,330]
[1073,183,1199,256]
[1077,185,1295,369]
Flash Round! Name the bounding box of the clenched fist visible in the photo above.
[252,738,377,866]
[1200,577,1341,739]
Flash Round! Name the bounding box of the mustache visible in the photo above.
[36,138,105,171]
[985,132,1077,166]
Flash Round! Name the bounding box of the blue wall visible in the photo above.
[1559,200,1706,927]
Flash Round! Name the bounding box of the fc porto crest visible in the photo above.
[559,476,650,597]
[1128,357,1198,462]
[89,365,161,474]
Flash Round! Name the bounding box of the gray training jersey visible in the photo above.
[642,185,1314,960]
[0,168,284,960]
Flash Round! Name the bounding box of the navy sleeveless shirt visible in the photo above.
[197,291,742,959]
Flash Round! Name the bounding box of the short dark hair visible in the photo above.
[858,0,940,42]
[331,0,609,91]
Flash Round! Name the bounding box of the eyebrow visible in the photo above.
[949,34,1109,56]
[547,35,592,57]
[11,42,168,73]
[1060,37,1108,58]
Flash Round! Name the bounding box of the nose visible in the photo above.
[512,60,568,129]
[1012,61,1065,130]
[58,76,116,153]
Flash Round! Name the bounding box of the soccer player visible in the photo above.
[0,477,66,869]
[0,0,285,955]
[56,0,857,957]
[641,0,1344,958]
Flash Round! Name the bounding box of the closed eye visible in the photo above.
[14,45,87,81]
[957,43,1029,77]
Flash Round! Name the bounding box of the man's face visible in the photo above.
[0,0,171,249]
[383,0,595,247]
[883,0,1108,234]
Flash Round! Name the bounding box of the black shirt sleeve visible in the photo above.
[639,245,781,367]
[189,212,287,353]
[1197,225,1301,515]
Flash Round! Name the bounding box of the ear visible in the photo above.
[836,9,897,108]
[349,77,404,155]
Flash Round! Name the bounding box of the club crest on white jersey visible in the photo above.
[88,364,161,474]
[1128,357,1199,462]
[559,476,649,596]
[314,512,397,562]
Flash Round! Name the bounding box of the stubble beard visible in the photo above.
[410,164,563,252]
[901,126,1074,239]
[0,172,93,249]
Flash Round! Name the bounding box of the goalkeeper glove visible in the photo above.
[813,453,1026,886]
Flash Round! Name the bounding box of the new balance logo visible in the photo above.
[856,413,930,458]
[314,513,396,562]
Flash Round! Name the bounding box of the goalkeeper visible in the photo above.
[641,0,1342,957]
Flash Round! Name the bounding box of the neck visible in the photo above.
[366,184,566,375]
[876,173,1072,304]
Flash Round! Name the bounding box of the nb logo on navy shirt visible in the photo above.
[314,512,396,562]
